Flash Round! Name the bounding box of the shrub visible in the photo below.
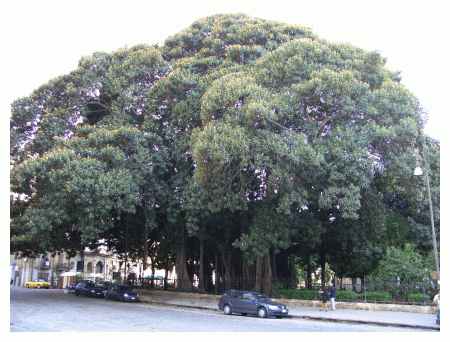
[365,291,392,302]
[278,288,319,300]
[407,292,430,303]
[336,290,360,301]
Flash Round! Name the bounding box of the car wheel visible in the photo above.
[223,304,232,315]
[75,291,80,296]
[257,307,267,318]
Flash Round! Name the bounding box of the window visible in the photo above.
[76,261,84,272]
[241,293,255,300]
[95,261,103,274]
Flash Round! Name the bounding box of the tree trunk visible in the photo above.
[80,248,85,281]
[255,255,263,292]
[163,267,168,290]
[198,238,205,292]
[242,260,252,290]
[271,251,278,284]
[205,255,213,292]
[150,259,156,288]
[142,234,149,272]
[351,277,357,292]
[262,254,273,296]
[221,251,232,290]
[320,252,326,289]
[175,229,192,290]
[214,253,219,294]
[306,256,313,289]
[124,254,128,285]
[288,256,298,288]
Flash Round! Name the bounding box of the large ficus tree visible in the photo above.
[11,14,437,294]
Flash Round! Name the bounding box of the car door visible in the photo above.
[229,292,243,313]
[239,292,257,314]
[111,285,120,300]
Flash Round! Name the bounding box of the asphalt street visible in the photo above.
[10,287,424,332]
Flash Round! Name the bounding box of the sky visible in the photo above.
[1,0,448,336]
[1,0,448,141]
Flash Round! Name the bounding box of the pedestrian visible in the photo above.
[433,291,440,325]
[329,283,337,311]
[319,287,329,311]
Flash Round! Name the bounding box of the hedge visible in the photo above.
[407,292,430,303]
[278,289,318,300]
[278,289,395,303]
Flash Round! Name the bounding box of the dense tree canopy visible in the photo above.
[10,14,439,294]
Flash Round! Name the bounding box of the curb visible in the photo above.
[138,298,439,331]
[291,314,439,331]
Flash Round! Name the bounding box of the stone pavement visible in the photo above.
[137,289,440,331]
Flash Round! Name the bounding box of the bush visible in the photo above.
[365,291,392,302]
[278,288,319,300]
[336,290,360,301]
[407,292,430,303]
[277,288,429,304]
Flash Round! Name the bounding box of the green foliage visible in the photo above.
[336,290,360,301]
[372,244,432,284]
[364,291,392,302]
[278,288,318,300]
[407,292,430,303]
[9,14,439,293]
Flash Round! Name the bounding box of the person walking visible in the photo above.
[433,291,440,325]
[319,287,329,311]
[329,283,337,311]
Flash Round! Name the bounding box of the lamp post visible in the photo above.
[414,142,439,277]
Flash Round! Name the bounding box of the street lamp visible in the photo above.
[414,151,440,277]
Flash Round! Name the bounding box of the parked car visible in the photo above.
[218,290,289,318]
[74,280,106,298]
[25,279,50,289]
[105,284,139,302]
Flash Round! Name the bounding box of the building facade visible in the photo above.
[11,247,177,289]
[10,248,125,288]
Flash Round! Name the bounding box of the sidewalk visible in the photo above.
[287,305,439,330]
[137,289,440,331]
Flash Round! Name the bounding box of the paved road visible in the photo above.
[10,287,424,332]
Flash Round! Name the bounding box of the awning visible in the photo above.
[59,271,79,277]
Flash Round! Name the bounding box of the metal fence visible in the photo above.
[273,278,438,305]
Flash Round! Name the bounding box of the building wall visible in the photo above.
[10,249,161,287]
[10,250,118,287]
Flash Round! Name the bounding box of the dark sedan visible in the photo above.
[105,284,139,302]
[74,280,107,298]
[218,290,289,318]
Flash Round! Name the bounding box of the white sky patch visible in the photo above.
[1,0,446,141]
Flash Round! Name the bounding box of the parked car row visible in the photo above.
[72,280,139,302]
[69,281,286,319]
